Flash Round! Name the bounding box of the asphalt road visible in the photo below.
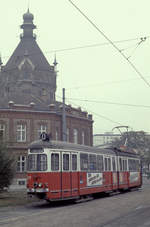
[0,178,150,227]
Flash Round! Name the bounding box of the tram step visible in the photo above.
[76,196,93,203]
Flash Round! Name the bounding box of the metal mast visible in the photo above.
[62,88,67,141]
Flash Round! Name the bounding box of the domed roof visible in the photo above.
[23,9,34,21]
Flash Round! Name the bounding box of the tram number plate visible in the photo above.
[36,188,45,192]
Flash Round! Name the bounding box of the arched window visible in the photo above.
[73,129,78,144]
[81,130,85,145]
[56,128,59,140]
[66,128,70,142]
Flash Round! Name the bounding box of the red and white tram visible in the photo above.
[27,135,142,201]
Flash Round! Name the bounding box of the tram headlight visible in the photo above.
[44,183,48,187]
[38,183,43,188]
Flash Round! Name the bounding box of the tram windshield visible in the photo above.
[28,154,47,171]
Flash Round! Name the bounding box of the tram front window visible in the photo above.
[28,154,47,171]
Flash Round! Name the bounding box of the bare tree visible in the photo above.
[111,130,150,170]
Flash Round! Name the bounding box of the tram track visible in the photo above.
[0,187,143,226]
[0,181,149,227]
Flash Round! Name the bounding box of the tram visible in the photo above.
[27,133,142,201]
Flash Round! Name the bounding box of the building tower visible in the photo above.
[0,9,56,109]
[0,10,93,189]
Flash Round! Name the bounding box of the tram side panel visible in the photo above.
[128,158,142,188]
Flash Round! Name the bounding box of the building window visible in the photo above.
[17,124,26,142]
[17,179,26,186]
[38,125,47,138]
[55,128,59,140]
[66,128,70,142]
[0,124,5,139]
[73,129,78,144]
[17,156,26,172]
[81,130,85,145]
[42,88,47,96]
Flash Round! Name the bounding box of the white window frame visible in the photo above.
[55,128,59,140]
[73,129,78,144]
[66,128,70,142]
[81,130,85,145]
[62,152,70,171]
[0,124,5,138]
[17,179,27,186]
[17,124,26,142]
[51,152,60,171]
[38,124,47,138]
[17,155,26,172]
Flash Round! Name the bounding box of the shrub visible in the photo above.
[0,141,15,191]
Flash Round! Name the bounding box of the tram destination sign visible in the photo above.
[30,149,44,153]
[87,173,103,186]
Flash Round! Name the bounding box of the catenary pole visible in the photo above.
[62,88,67,141]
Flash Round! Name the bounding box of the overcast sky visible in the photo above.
[1,0,150,134]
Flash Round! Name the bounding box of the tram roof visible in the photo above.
[29,139,115,155]
[29,140,139,158]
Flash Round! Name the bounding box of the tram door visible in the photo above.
[61,152,71,198]
[70,153,78,197]
[61,152,78,198]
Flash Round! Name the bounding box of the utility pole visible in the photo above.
[62,88,67,141]
[0,54,3,72]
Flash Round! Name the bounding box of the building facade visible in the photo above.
[0,10,93,188]
[93,132,121,147]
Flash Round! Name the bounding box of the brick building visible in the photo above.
[0,10,93,188]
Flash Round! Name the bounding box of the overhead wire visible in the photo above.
[125,37,147,59]
[65,97,150,109]
[67,0,150,88]
[56,95,126,126]
[1,36,149,60]
[63,76,150,90]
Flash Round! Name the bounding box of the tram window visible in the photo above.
[28,154,37,171]
[124,160,127,171]
[134,160,137,171]
[38,154,47,171]
[104,157,111,171]
[97,155,103,172]
[119,158,123,171]
[51,153,59,171]
[122,160,127,171]
[72,154,77,171]
[63,154,69,171]
[104,158,107,171]
[89,154,96,171]
[128,159,138,171]
[112,157,116,171]
[80,153,88,171]
[28,154,47,171]
[128,159,132,171]
[108,158,111,171]
[136,160,140,171]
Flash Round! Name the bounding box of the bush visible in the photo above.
[0,141,15,191]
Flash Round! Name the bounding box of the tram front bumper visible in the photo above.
[27,188,49,193]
